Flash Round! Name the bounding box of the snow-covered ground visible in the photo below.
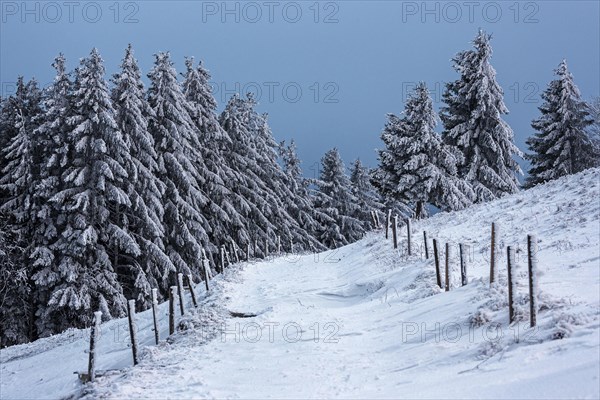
[2,168,599,399]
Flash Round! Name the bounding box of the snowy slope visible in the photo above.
[1,168,599,399]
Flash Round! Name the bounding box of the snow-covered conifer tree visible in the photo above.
[440,30,522,202]
[111,45,174,305]
[349,158,384,227]
[147,52,209,277]
[315,148,364,247]
[49,48,137,329]
[525,60,598,187]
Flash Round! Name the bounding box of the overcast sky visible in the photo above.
[1,0,599,177]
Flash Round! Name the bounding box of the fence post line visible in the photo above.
[169,286,177,335]
[177,273,185,316]
[127,300,139,365]
[423,231,429,259]
[460,243,468,286]
[445,243,451,292]
[527,234,538,328]
[187,274,198,308]
[507,246,517,323]
[88,311,102,382]
[392,215,398,249]
[151,288,159,345]
[490,222,498,285]
[433,239,442,289]
[406,218,412,256]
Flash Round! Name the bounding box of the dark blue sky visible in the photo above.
[1,1,599,177]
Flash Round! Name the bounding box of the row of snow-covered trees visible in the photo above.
[0,47,381,346]
[373,30,599,217]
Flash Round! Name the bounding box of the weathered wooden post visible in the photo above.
[459,243,468,286]
[232,242,240,263]
[406,218,412,256]
[527,234,538,328]
[224,247,232,266]
[127,300,139,365]
[88,311,102,382]
[385,209,391,239]
[169,286,177,335]
[507,246,517,323]
[177,273,185,316]
[445,243,451,292]
[187,274,198,308]
[200,250,210,291]
[490,222,498,285]
[423,231,429,259]
[392,215,398,249]
[220,246,226,273]
[151,288,159,345]
[433,239,442,288]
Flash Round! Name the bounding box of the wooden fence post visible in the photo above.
[392,215,398,249]
[220,246,226,273]
[169,286,177,335]
[445,243,451,292]
[151,289,159,345]
[127,300,139,365]
[200,250,210,291]
[232,242,240,263]
[507,246,517,323]
[187,274,198,308]
[490,222,498,285]
[423,231,429,259]
[88,311,102,382]
[177,273,185,316]
[460,243,468,286]
[385,209,391,239]
[433,239,442,289]
[527,235,538,328]
[406,218,412,256]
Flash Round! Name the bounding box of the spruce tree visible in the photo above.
[31,54,74,336]
[441,30,522,202]
[349,158,384,227]
[49,48,137,329]
[315,148,364,247]
[182,57,245,257]
[112,45,174,305]
[147,52,209,277]
[525,60,598,186]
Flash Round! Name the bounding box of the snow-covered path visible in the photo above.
[2,169,599,399]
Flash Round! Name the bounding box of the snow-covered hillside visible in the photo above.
[2,168,599,399]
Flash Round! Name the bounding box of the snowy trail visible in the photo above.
[2,169,599,399]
